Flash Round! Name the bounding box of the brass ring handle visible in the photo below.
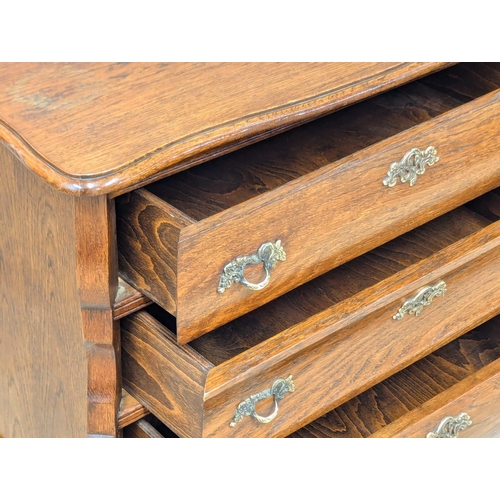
[426,413,472,438]
[393,280,446,320]
[217,240,286,293]
[230,375,295,427]
[253,400,279,424]
[241,266,271,291]
[383,146,439,187]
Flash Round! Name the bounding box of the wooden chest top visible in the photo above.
[0,62,449,196]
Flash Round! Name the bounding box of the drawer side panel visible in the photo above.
[121,312,210,438]
[117,189,194,316]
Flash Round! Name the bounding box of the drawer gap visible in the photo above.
[466,187,500,222]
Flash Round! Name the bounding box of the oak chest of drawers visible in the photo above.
[1,62,500,438]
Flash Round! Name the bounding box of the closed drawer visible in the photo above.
[117,63,500,344]
[290,316,500,438]
[121,190,500,437]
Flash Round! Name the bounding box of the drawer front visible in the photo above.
[122,223,500,437]
[371,358,500,438]
[120,90,500,344]
[202,225,500,437]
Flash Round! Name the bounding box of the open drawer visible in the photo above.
[117,63,500,343]
[121,189,500,437]
[290,316,500,438]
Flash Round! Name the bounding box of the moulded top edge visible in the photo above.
[0,62,452,196]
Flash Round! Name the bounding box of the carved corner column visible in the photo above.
[75,196,121,437]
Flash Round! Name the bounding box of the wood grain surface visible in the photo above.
[0,142,86,437]
[75,196,121,437]
[117,189,194,316]
[0,63,450,196]
[118,389,149,430]
[372,358,500,438]
[188,207,492,364]
[116,63,500,343]
[121,311,213,438]
[149,63,500,220]
[289,317,500,438]
[200,224,500,437]
[175,88,500,343]
[123,313,500,438]
[121,200,500,437]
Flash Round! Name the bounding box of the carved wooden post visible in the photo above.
[76,196,121,437]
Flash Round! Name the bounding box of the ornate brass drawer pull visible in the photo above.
[426,413,472,438]
[230,375,295,427]
[383,146,439,187]
[393,280,446,320]
[217,240,286,293]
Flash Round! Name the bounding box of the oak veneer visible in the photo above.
[121,197,500,437]
[0,142,86,438]
[289,317,500,438]
[117,63,500,343]
[0,63,450,196]
[0,140,121,438]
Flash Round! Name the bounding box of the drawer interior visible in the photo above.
[288,315,500,438]
[146,189,500,361]
[144,63,500,221]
